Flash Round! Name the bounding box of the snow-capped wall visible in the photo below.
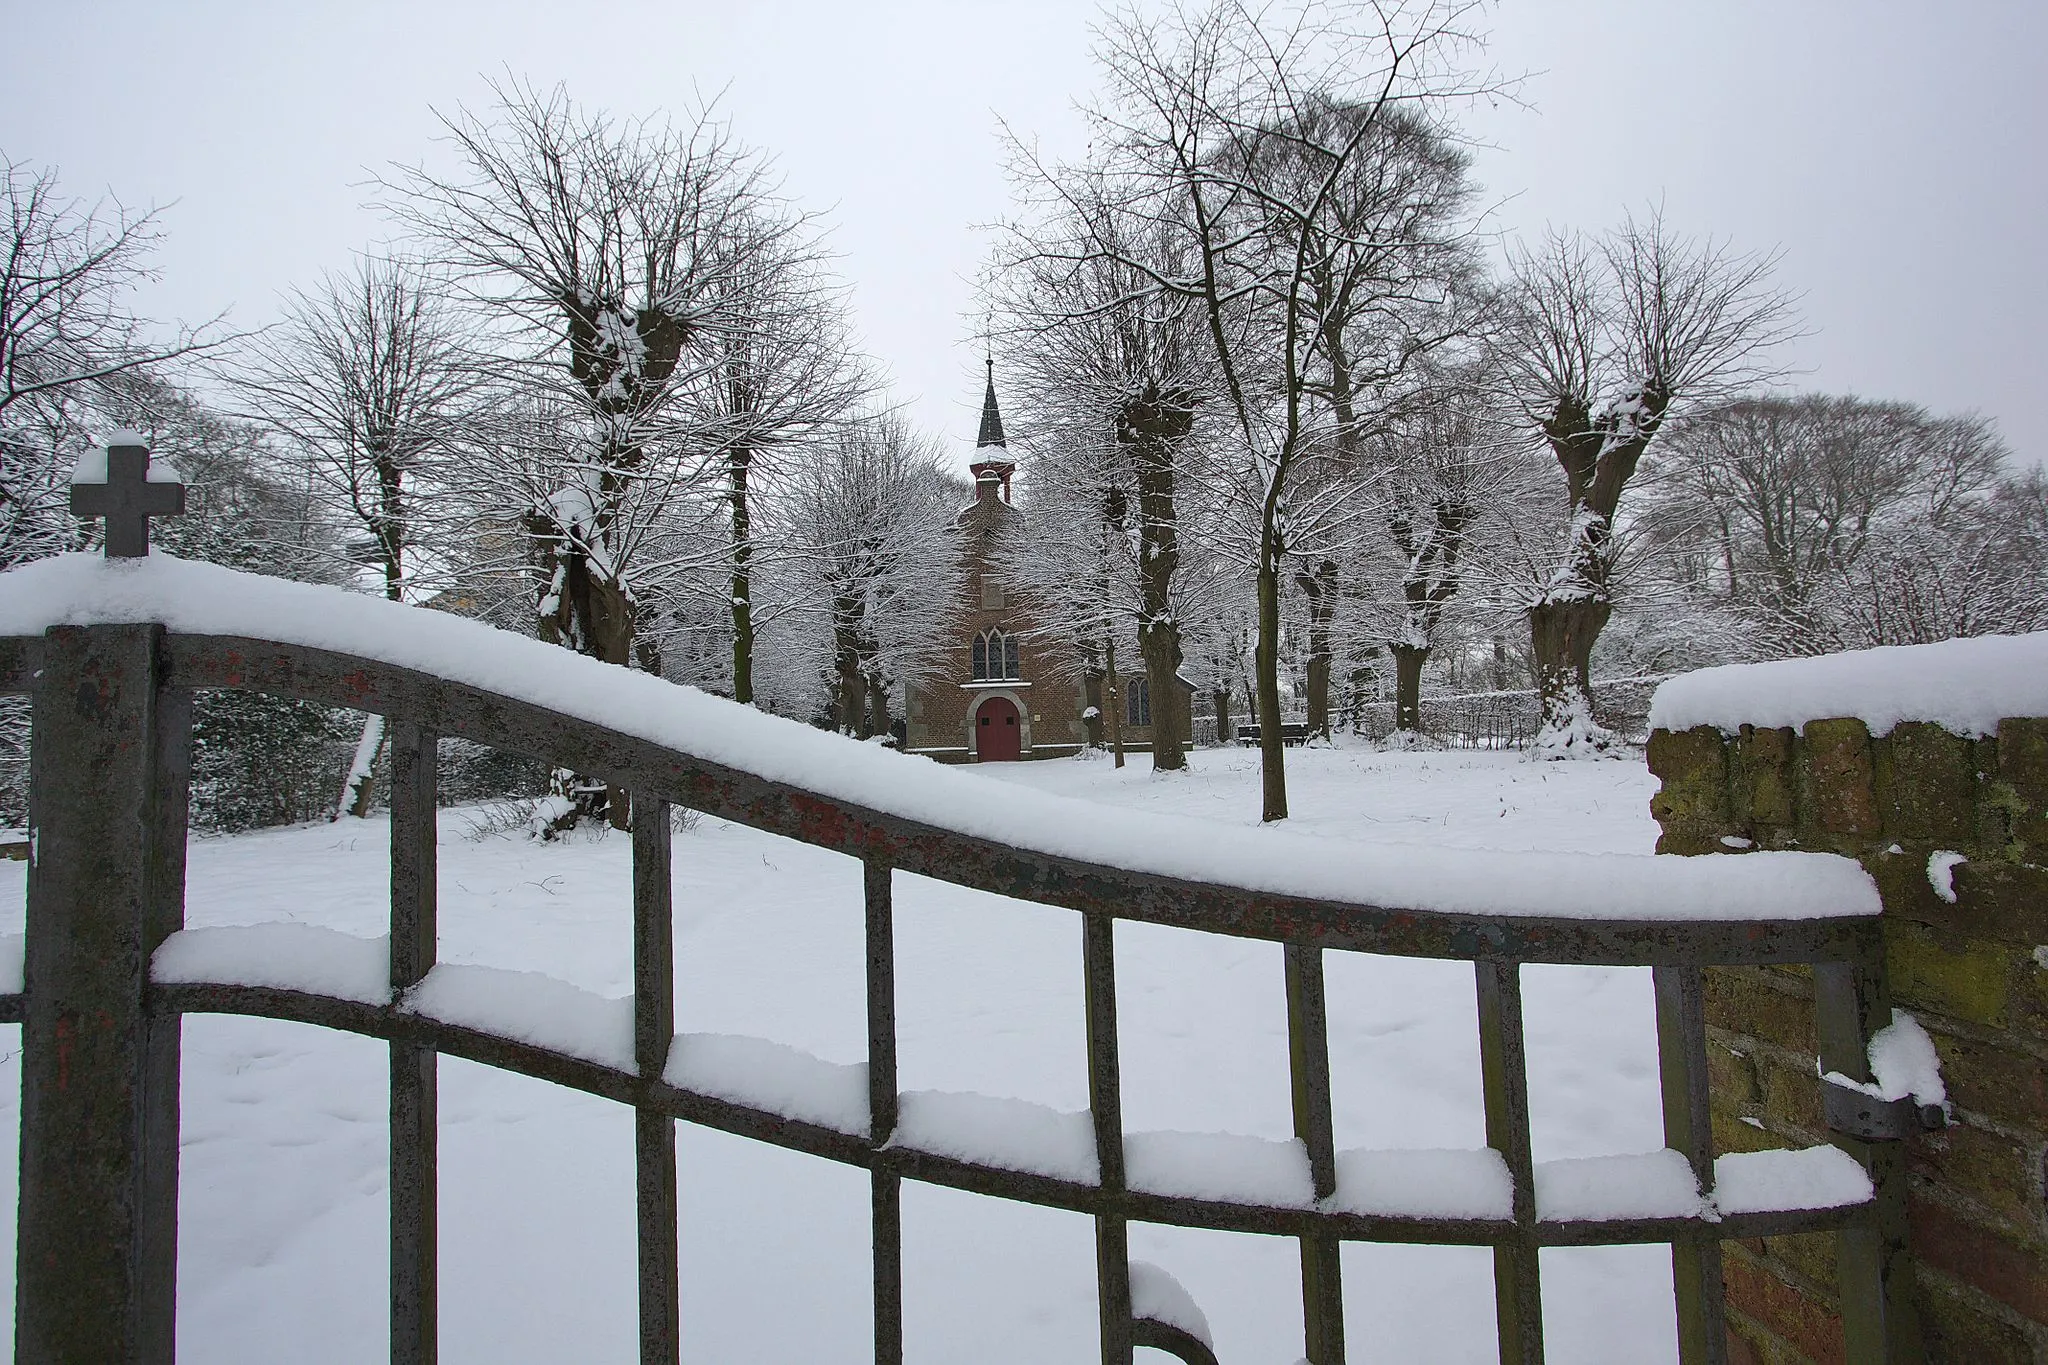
[1648,631,2048,738]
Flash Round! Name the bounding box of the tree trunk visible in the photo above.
[865,673,891,741]
[1212,686,1232,744]
[1082,663,1106,749]
[1104,635,1126,770]
[338,713,385,820]
[1525,391,1665,753]
[1136,629,1187,771]
[1391,644,1427,734]
[340,532,404,819]
[1123,383,1194,773]
[1255,537,1287,822]
[729,442,756,705]
[837,651,866,739]
[1298,559,1336,742]
[1528,595,1613,753]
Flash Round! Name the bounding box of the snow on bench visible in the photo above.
[1650,630,2048,737]
[0,552,1880,923]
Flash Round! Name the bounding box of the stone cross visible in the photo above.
[71,435,185,558]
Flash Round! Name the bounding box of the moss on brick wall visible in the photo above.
[1648,716,2048,1365]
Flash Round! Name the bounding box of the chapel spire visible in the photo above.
[975,353,1008,449]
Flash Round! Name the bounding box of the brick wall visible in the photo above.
[1647,717,2048,1363]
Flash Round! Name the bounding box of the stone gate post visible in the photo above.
[18,623,189,1363]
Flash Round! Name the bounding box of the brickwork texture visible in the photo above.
[1648,717,2048,1363]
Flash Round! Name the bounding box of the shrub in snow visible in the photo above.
[190,690,359,833]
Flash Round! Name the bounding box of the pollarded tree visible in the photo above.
[1038,0,1502,818]
[227,255,480,816]
[386,81,798,826]
[1493,210,1799,755]
[1355,376,1519,735]
[384,82,787,675]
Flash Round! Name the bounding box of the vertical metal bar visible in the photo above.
[389,722,438,1365]
[865,859,903,1365]
[1815,957,1923,1363]
[1082,910,1132,1365]
[633,797,681,1365]
[17,624,180,1363]
[1654,965,1727,1365]
[1476,959,1544,1365]
[1285,942,1345,1364]
[141,684,193,1362]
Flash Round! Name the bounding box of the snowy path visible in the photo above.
[0,745,1685,1363]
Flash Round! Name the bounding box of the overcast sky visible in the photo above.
[6,1,2042,467]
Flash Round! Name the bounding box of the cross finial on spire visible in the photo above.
[71,432,185,558]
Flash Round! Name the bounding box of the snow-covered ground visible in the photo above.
[0,742,1692,1363]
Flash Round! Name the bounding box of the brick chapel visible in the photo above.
[901,362,1178,762]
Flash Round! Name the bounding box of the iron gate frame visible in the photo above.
[0,621,1916,1365]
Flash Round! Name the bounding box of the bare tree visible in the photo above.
[228,254,480,815]
[991,204,1216,770]
[679,221,869,705]
[787,412,961,737]
[1020,0,1499,818]
[1356,376,1518,735]
[384,81,796,826]
[1651,394,2036,652]
[1493,210,1798,755]
[0,155,226,566]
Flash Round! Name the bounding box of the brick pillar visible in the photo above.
[1648,716,2048,1364]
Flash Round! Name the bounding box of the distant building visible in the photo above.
[902,362,1182,762]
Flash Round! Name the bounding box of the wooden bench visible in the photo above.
[1235,722,1313,747]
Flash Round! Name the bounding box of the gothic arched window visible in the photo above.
[1127,675,1152,728]
[973,629,1020,681]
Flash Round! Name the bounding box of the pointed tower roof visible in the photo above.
[975,355,1008,449]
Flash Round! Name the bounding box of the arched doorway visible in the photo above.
[975,696,1022,761]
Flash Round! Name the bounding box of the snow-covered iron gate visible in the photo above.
[0,474,1917,1364]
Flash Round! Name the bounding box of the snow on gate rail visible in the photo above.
[0,552,1879,926]
[0,550,1896,1365]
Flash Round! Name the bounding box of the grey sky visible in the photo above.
[6,1,2042,467]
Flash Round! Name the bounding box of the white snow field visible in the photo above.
[3,741,1817,1364]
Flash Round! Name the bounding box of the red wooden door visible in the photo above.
[976,697,1022,761]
